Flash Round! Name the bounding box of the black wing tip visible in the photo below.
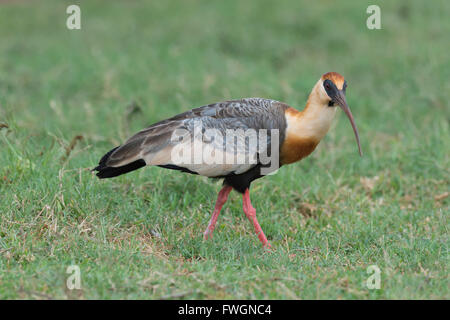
[92,146,119,178]
[97,146,120,167]
[93,159,146,179]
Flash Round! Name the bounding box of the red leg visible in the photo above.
[242,188,272,249]
[203,185,233,239]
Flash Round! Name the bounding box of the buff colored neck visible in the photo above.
[288,81,338,142]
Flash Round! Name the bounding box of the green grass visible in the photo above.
[0,0,448,299]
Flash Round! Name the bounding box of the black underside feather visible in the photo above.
[95,159,146,179]
[221,165,263,193]
[157,162,270,193]
[158,164,266,193]
[157,164,199,175]
[93,146,146,179]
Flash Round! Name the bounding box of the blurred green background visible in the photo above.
[0,0,448,299]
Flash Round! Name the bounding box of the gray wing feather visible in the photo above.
[106,98,289,176]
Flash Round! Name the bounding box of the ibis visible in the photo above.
[94,72,362,248]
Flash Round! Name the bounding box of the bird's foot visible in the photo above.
[257,232,274,251]
[203,227,214,240]
[263,242,274,252]
[263,240,272,248]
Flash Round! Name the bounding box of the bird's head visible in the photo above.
[316,72,363,156]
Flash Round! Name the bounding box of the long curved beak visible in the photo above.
[335,92,363,156]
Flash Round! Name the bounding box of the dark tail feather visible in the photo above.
[93,146,146,179]
[95,146,120,170]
